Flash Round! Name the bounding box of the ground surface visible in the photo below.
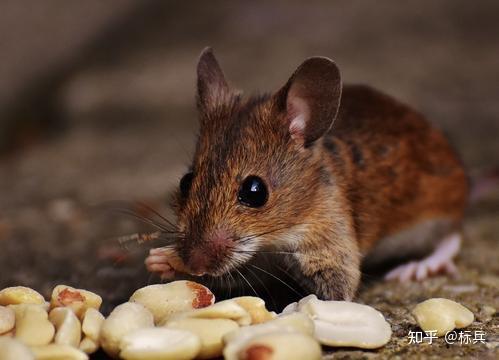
[0,1,498,359]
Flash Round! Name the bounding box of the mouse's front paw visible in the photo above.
[145,247,177,280]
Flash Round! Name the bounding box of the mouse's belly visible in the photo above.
[361,217,457,269]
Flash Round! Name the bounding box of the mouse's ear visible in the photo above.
[274,57,342,147]
[196,47,231,114]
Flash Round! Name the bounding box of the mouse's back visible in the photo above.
[321,84,468,254]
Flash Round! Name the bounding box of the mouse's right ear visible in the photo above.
[196,47,231,115]
[274,57,342,147]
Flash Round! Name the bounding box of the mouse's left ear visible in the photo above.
[274,57,342,147]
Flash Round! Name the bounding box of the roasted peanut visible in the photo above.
[100,302,154,358]
[412,298,474,336]
[297,295,392,349]
[0,337,34,360]
[233,297,275,324]
[0,306,15,334]
[50,285,102,319]
[130,281,215,324]
[30,344,88,360]
[167,299,251,326]
[81,308,104,342]
[224,312,315,346]
[0,287,45,306]
[14,304,55,346]
[166,317,239,359]
[119,327,201,360]
[79,337,99,354]
[223,312,314,359]
[229,331,321,360]
[49,307,82,347]
[268,312,315,336]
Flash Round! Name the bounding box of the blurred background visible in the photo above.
[0,0,498,319]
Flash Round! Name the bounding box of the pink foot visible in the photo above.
[385,233,461,282]
[145,247,177,280]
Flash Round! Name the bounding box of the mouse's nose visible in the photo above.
[188,249,209,276]
[186,229,233,276]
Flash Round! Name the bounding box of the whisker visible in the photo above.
[226,272,234,300]
[153,245,177,254]
[217,274,223,295]
[134,201,178,229]
[273,263,305,293]
[102,200,180,234]
[227,271,236,298]
[234,268,259,298]
[229,270,242,297]
[237,222,314,244]
[245,265,277,311]
[232,250,325,262]
[114,208,174,232]
[207,275,214,293]
[250,264,304,297]
[233,250,294,255]
[236,224,293,243]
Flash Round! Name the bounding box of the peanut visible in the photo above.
[0,337,34,360]
[268,312,315,335]
[130,281,215,324]
[233,296,275,324]
[81,308,105,342]
[30,344,88,360]
[0,306,15,334]
[232,331,321,360]
[14,304,55,346]
[167,299,251,326]
[50,285,102,319]
[166,318,239,359]
[223,312,314,359]
[100,302,154,358]
[119,327,201,360]
[412,298,474,336]
[0,287,45,306]
[48,307,82,347]
[297,295,392,349]
[79,337,99,354]
[224,312,315,346]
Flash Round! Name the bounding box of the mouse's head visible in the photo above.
[171,48,342,277]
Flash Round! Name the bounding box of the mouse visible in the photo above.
[144,47,468,301]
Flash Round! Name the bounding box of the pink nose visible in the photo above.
[188,249,209,276]
[187,229,233,276]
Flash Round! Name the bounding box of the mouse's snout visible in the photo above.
[184,228,235,276]
[187,248,208,276]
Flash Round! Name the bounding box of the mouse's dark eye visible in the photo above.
[180,172,194,198]
[238,176,268,208]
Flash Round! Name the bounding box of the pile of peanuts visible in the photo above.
[0,285,103,359]
[0,281,396,359]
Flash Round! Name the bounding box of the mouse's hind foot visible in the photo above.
[384,233,461,282]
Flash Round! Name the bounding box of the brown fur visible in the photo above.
[325,85,468,253]
[169,49,468,301]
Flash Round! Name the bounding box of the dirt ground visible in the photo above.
[0,1,498,358]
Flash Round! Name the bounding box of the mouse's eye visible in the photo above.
[180,172,194,198]
[238,176,268,208]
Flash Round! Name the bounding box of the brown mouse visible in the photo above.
[145,48,468,301]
